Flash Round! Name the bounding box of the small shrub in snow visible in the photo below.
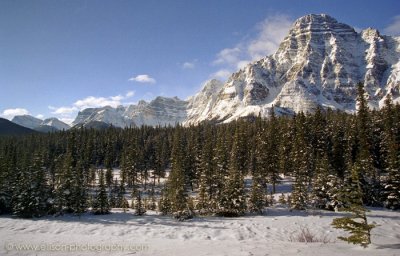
[289,227,331,243]
[278,193,286,205]
[173,209,194,221]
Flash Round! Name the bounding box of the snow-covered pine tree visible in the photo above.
[12,154,49,218]
[217,126,247,217]
[196,125,216,214]
[212,127,229,210]
[158,187,172,215]
[92,169,110,215]
[310,154,331,209]
[55,149,75,213]
[134,190,146,216]
[266,106,281,193]
[332,162,375,247]
[0,148,15,214]
[196,168,210,214]
[147,187,157,211]
[354,82,380,206]
[248,163,266,214]
[71,158,88,215]
[167,126,192,220]
[380,95,400,209]
[290,113,310,210]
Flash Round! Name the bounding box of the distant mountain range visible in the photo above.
[11,115,70,132]
[0,118,36,136]
[7,14,400,130]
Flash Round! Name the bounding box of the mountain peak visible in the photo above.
[294,14,337,25]
[290,13,355,35]
[185,14,400,124]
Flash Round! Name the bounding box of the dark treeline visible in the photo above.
[0,84,399,219]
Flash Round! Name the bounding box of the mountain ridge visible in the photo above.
[11,115,70,132]
[11,14,400,128]
[184,13,400,124]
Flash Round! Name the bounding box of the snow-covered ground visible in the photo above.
[1,207,399,256]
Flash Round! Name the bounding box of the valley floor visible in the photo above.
[1,207,399,256]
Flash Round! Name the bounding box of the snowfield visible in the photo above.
[1,207,399,256]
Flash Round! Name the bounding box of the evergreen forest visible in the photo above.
[0,85,399,222]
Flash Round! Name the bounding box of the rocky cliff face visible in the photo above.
[124,96,188,127]
[12,115,42,129]
[185,14,400,124]
[72,96,188,128]
[12,115,70,131]
[70,14,400,127]
[42,118,70,130]
[72,106,129,128]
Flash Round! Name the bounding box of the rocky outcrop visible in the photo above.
[185,14,400,124]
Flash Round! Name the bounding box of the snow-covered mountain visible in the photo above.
[11,115,70,131]
[11,115,43,130]
[185,14,400,124]
[124,96,188,127]
[41,118,71,131]
[72,96,188,128]
[22,14,400,128]
[72,106,129,128]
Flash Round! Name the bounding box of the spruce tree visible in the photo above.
[290,113,310,210]
[332,163,375,247]
[92,169,110,215]
[355,82,379,205]
[248,169,266,214]
[71,158,88,215]
[217,127,247,217]
[134,190,146,216]
[381,95,400,209]
[266,106,281,193]
[310,155,331,209]
[12,154,49,218]
[196,125,216,214]
[167,126,191,219]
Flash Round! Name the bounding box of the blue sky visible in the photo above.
[1,0,400,123]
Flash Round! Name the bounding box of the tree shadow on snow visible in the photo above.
[23,212,228,230]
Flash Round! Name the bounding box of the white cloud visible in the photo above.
[73,96,122,109]
[128,74,156,84]
[210,69,232,80]
[1,108,29,119]
[384,15,400,36]
[36,114,44,119]
[182,61,196,69]
[49,106,78,115]
[212,14,293,72]
[213,47,242,66]
[126,91,135,97]
[247,14,292,60]
[110,95,124,101]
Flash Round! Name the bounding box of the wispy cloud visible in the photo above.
[182,61,196,69]
[211,14,293,79]
[128,74,156,84]
[211,69,232,80]
[1,108,29,119]
[384,15,400,36]
[49,106,78,115]
[74,96,124,109]
[213,47,242,67]
[126,91,135,97]
[247,14,293,60]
